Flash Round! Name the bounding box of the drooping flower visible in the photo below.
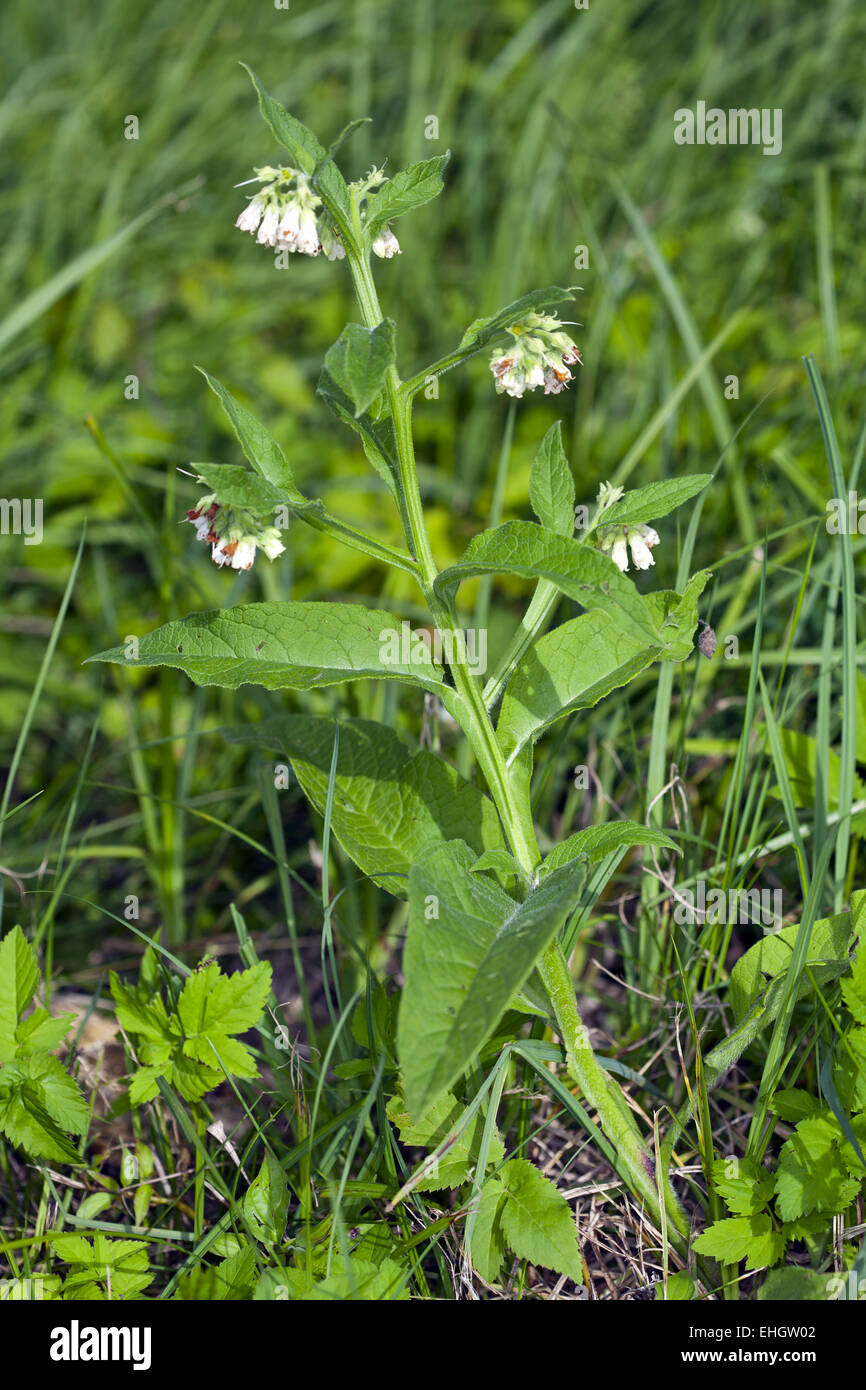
[489,313,581,399]
[628,524,660,571]
[235,198,264,234]
[185,488,287,572]
[372,225,400,258]
[256,204,281,248]
[596,521,661,573]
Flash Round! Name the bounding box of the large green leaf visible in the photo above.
[496,611,660,763]
[322,320,397,419]
[435,521,660,645]
[365,155,450,236]
[528,422,575,537]
[399,841,587,1114]
[88,601,447,693]
[458,287,576,354]
[601,475,712,528]
[223,718,507,894]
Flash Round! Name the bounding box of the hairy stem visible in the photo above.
[346,242,688,1246]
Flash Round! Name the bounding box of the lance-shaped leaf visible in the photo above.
[529,422,575,537]
[539,821,678,877]
[600,474,712,529]
[223,718,507,895]
[323,320,397,418]
[0,926,40,1063]
[365,154,450,236]
[458,286,577,354]
[87,601,448,693]
[398,841,587,1115]
[497,611,660,764]
[435,521,661,645]
[317,369,400,502]
[241,65,351,224]
[196,367,300,496]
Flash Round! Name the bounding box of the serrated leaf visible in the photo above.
[14,1007,75,1055]
[88,601,447,693]
[365,154,449,236]
[323,320,396,418]
[771,1088,821,1123]
[0,926,40,1062]
[758,1267,832,1301]
[710,1157,775,1216]
[469,1177,507,1284]
[306,1256,409,1301]
[774,1115,862,1220]
[458,287,576,354]
[498,1159,584,1284]
[436,521,661,646]
[0,1067,85,1165]
[224,715,507,895]
[601,475,712,528]
[244,1150,289,1245]
[528,422,575,537]
[693,1215,786,1270]
[386,1091,504,1191]
[109,974,175,1044]
[399,842,586,1114]
[128,1066,165,1105]
[539,821,678,876]
[496,610,660,764]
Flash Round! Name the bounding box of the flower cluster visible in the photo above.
[596,522,660,573]
[234,166,400,259]
[489,313,581,398]
[185,491,285,571]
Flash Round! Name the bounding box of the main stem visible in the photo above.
[348,248,688,1246]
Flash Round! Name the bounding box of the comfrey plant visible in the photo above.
[91,70,715,1256]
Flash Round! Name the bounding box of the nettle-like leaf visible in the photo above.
[110,955,272,1104]
[774,1113,863,1221]
[386,1091,504,1191]
[365,154,449,237]
[457,286,576,355]
[528,422,575,538]
[711,1157,775,1217]
[600,475,712,528]
[0,926,86,1164]
[323,319,397,418]
[496,1159,585,1285]
[496,610,661,765]
[52,1233,153,1301]
[435,521,661,646]
[693,1215,786,1271]
[539,821,678,877]
[175,1244,257,1301]
[398,841,587,1115]
[88,601,447,694]
[224,715,507,895]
